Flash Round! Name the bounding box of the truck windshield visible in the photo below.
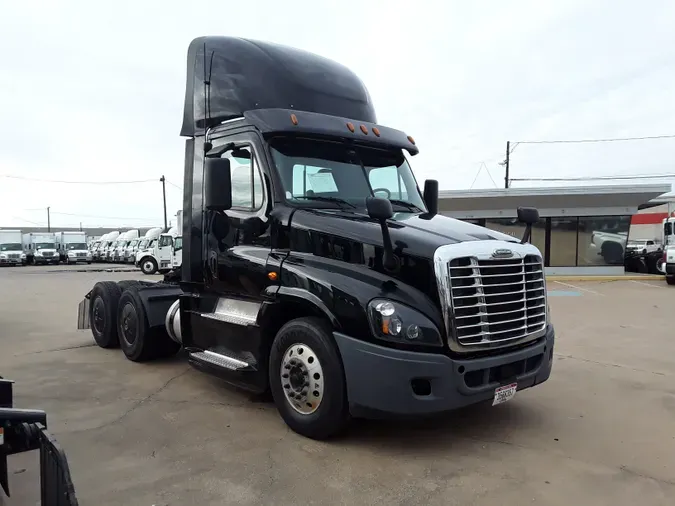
[35,243,55,250]
[138,239,148,249]
[66,243,87,250]
[269,137,427,212]
[0,243,22,251]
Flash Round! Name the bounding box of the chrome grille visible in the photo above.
[449,255,546,347]
[42,251,54,257]
[8,253,20,259]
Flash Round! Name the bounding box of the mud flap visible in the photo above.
[77,296,91,330]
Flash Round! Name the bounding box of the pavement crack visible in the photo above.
[66,367,191,434]
[554,353,668,377]
[619,465,675,486]
[14,343,97,356]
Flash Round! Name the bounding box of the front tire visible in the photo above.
[89,281,123,348]
[140,257,158,275]
[269,317,349,440]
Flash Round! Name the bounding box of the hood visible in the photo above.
[289,209,520,260]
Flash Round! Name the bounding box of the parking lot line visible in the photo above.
[551,280,605,296]
[629,279,667,289]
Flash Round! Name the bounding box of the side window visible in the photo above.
[159,236,172,248]
[222,146,264,210]
[647,240,654,245]
[368,166,406,200]
[292,165,338,196]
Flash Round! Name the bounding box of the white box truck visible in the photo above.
[0,229,24,266]
[22,233,59,265]
[55,231,92,264]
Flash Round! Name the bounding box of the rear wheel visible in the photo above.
[117,287,180,362]
[89,281,123,348]
[269,317,350,440]
[666,275,675,286]
[140,257,158,275]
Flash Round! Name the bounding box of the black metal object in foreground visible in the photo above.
[0,378,79,505]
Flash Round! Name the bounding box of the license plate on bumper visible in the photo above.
[492,382,517,406]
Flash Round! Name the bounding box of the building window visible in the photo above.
[578,216,630,266]
[485,218,545,256]
[549,218,579,267]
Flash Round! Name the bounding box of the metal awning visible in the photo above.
[438,184,672,219]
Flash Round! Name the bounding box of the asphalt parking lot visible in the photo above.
[1,265,674,505]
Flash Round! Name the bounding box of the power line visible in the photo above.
[165,179,183,191]
[511,173,675,182]
[7,215,45,226]
[515,134,675,145]
[0,174,156,184]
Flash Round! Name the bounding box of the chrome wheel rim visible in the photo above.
[280,343,324,415]
[142,261,153,273]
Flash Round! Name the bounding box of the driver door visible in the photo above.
[157,235,173,271]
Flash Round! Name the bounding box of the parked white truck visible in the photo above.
[55,231,92,264]
[135,226,179,275]
[113,230,139,263]
[133,228,163,265]
[101,231,120,263]
[22,233,59,265]
[0,229,24,266]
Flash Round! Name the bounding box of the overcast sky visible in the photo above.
[2,0,674,228]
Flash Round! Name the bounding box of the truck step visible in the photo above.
[188,350,249,370]
[199,298,260,326]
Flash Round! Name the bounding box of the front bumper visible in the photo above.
[666,263,675,275]
[334,325,555,418]
[0,258,22,265]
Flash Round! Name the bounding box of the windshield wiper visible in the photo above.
[388,199,424,213]
[294,196,357,209]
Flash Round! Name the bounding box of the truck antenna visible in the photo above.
[203,43,215,152]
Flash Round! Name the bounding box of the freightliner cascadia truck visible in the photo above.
[76,36,555,440]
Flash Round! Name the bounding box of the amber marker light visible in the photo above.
[346,122,355,132]
[290,114,298,125]
[360,125,368,135]
[372,127,381,137]
[268,272,278,281]
[407,135,416,145]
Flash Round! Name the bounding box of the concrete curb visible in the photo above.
[546,275,664,281]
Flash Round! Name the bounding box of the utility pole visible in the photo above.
[47,206,51,232]
[504,141,510,189]
[79,222,82,231]
[160,175,168,231]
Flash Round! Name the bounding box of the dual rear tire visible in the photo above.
[88,281,180,361]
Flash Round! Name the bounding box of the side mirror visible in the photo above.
[366,197,396,271]
[423,179,439,215]
[205,158,232,211]
[366,196,394,221]
[517,207,539,225]
[517,207,539,244]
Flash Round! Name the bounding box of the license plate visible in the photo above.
[492,382,517,406]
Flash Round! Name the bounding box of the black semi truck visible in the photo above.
[77,36,555,440]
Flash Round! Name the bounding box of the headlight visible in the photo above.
[367,298,442,346]
[0,254,7,259]
[21,253,26,258]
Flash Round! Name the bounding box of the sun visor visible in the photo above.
[180,36,377,137]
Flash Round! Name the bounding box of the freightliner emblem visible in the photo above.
[492,248,513,258]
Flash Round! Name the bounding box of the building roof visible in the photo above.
[438,184,672,219]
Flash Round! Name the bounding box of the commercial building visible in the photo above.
[439,184,672,275]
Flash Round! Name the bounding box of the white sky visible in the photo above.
[1,0,674,228]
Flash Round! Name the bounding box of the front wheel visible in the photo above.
[269,317,350,440]
[140,257,158,275]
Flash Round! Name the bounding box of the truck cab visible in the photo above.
[77,36,554,440]
[22,233,59,265]
[56,231,92,264]
[0,229,24,266]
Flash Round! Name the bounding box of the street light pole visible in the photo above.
[160,175,168,231]
[504,141,510,189]
[47,206,51,232]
